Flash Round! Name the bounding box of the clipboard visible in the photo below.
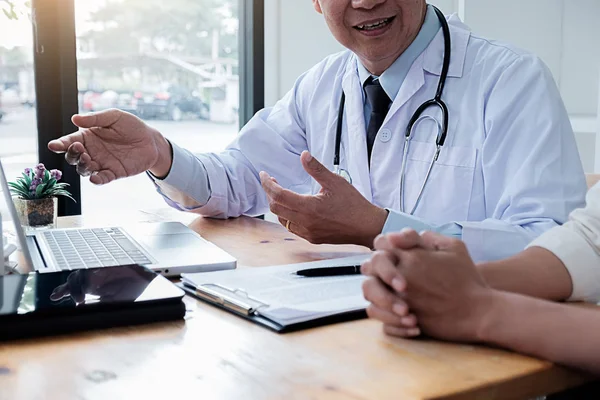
[177,281,367,334]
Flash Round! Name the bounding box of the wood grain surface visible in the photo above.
[0,211,593,400]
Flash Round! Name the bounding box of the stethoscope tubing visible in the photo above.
[333,5,451,215]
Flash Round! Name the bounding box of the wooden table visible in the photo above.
[0,210,593,400]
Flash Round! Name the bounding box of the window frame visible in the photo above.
[32,0,81,216]
[239,0,265,128]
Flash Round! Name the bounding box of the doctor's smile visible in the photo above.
[353,16,396,35]
[49,0,586,263]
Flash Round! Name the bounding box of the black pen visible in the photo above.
[295,265,362,277]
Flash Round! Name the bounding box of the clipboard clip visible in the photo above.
[190,283,268,316]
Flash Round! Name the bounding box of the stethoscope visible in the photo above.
[333,5,451,215]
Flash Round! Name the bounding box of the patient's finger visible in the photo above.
[420,231,462,252]
[366,304,411,326]
[362,278,405,312]
[383,324,421,338]
[375,229,423,252]
[365,251,406,292]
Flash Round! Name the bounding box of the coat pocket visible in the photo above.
[402,141,477,224]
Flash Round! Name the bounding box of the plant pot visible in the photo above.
[13,197,57,230]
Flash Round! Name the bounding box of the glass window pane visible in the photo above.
[74,0,239,214]
[0,2,38,220]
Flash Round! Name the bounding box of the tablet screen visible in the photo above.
[0,264,184,315]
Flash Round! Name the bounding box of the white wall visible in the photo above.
[264,0,343,106]
[264,0,600,171]
[458,0,600,172]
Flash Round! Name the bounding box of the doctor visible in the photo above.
[49,0,586,261]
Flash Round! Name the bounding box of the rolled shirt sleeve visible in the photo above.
[528,183,600,303]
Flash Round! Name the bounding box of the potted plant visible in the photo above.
[7,164,74,229]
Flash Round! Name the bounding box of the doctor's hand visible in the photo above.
[260,151,388,248]
[48,109,173,185]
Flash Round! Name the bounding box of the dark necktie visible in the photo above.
[364,77,392,163]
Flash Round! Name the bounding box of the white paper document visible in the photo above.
[181,254,371,325]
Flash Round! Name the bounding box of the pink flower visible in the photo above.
[29,177,42,193]
[34,163,46,179]
[50,169,62,181]
[24,168,32,175]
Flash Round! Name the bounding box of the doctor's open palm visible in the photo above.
[48,109,170,185]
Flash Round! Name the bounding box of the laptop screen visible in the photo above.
[0,158,34,273]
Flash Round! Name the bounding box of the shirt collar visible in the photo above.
[357,4,442,101]
[422,13,471,78]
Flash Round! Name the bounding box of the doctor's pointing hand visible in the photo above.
[49,0,586,261]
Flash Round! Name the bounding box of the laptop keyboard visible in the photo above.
[42,228,152,270]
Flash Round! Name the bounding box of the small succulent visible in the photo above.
[8,163,75,201]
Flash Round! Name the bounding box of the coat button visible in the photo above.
[379,129,392,143]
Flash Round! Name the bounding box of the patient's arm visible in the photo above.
[478,247,573,301]
[365,231,600,374]
[480,289,600,375]
[481,182,600,303]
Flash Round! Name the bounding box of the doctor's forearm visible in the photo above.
[477,247,573,301]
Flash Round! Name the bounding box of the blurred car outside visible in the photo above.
[13,84,210,122]
[136,86,209,121]
[79,90,101,112]
[115,92,138,115]
[79,89,138,116]
[90,90,119,112]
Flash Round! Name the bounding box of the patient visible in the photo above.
[361,183,600,375]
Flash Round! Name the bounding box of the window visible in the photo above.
[0,0,38,213]
[0,0,261,217]
[74,0,241,215]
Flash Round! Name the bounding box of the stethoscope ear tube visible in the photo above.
[333,92,346,167]
[437,99,449,148]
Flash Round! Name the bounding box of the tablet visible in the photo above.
[0,264,185,340]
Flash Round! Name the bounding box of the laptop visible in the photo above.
[0,158,236,276]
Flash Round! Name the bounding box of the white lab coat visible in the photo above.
[160,14,586,262]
